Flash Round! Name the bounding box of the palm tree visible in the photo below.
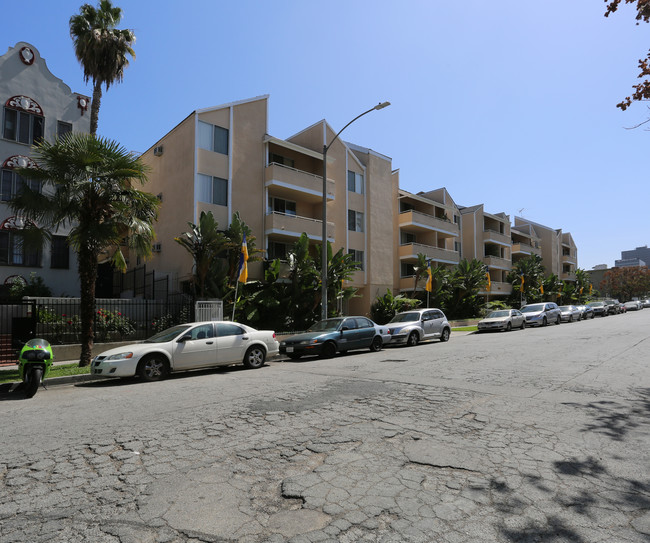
[174,211,227,298]
[507,254,545,302]
[12,133,159,366]
[411,253,429,297]
[69,0,135,135]
[450,258,489,318]
[223,212,262,285]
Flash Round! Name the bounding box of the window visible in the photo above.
[189,324,214,340]
[454,241,461,252]
[269,153,295,168]
[268,196,296,216]
[217,323,245,337]
[347,170,364,194]
[268,241,289,260]
[50,235,69,269]
[355,317,373,329]
[197,173,228,206]
[57,121,72,138]
[3,107,44,144]
[400,232,416,245]
[198,121,228,155]
[347,210,364,232]
[0,231,40,266]
[400,202,415,213]
[401,262,415,277]
[1,169,40,201]
[453,214,459,224]
[348,249,364,270]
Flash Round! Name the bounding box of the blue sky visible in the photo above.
[3,0,649,270]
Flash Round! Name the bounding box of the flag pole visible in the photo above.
[231,280,239,321]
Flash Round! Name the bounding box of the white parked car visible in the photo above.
[558,305,582,322]
[91,321,279,381]
[477,309,526,332]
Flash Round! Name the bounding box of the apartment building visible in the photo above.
[513,217,578,281]
[396,188,461,292]
[459,205,513,297]
[140,95,398,315]
[0,42,90,296]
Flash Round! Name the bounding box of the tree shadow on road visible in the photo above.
[561,387,650,442]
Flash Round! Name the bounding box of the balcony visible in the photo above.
[512,243,541,257]
[480,281,513,295]
[561,272,576,281]
[399,243,460,265]
[483,255,512,270]
[265,163,334,203]
[483,229,511,246]
[562,254,577,265]
[399,211,459,237]
[265,211,334,242]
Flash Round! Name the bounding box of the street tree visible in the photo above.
[507,254,545,302]
[12,133,159,366]
[600,266,650,300]
[70,0,135,135]
[604,1,650,118]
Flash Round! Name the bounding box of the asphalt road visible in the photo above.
[1,311,649,542]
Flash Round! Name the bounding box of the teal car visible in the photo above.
[279,316,390,360]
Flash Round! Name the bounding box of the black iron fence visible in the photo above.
[6,295,195,347]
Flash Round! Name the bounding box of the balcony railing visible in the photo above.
[265,211,334,241]
[562,254,577,265]
[483,229,511,245]
[399,243,460,265]
[399,210,459,237]
[512,242,541,256]
[561,272,576,281]
[265,163,335,203]
[480,281,513,295]
[483,255,512,270]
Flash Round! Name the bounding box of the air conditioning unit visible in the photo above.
[152,243,162,253]
[153,145,164,156]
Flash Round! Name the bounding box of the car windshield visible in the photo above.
[520,304,544,313]
[559,306,571,311]
[487,311,510,318]
[308,319,344,332]
[589,302,604,307]
[389,312,421,323]
[145,324,192,343]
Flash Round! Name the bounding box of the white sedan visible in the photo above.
[477,309,526,332]
[91,321,279,381]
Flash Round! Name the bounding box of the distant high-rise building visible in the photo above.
[615,245,650,268]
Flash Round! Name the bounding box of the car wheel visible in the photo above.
[320,342,337,359]
[440,328,450,342]
[556,316,561,325]
[542,317,547,327]
[369,336,383,352]
[591,314,595,319]
[406,332,419,347]
[568,316,573,323]
[137,355,169,382]
[287,353,302,360]
[521,320,526,330]
[506,322,512,332]
[243,345,266,369]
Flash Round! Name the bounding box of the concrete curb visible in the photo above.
[0,372,104,395]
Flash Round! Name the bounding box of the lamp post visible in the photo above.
[320,101,390,320]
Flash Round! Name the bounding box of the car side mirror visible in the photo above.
[178,334,192,342]
[341,326,350,331]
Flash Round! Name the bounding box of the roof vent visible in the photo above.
[153,145,164,157]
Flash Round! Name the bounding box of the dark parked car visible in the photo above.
[575,305,594,320]
[279,316,390,360]
[588,301,608,317]
[604,299,621,315]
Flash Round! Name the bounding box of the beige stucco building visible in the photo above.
[140,95,398,315]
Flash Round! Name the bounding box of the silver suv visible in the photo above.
[387,308,451,346]
[520,302,562,326]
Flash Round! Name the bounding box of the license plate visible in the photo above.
[286,347,294,353]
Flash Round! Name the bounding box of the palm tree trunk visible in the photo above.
[90,81,102,136]
[78,245,98,367]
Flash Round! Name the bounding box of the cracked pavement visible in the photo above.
[1,311,649,542]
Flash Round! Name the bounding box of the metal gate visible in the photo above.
[0,299,37,364]
[194,300,223,322]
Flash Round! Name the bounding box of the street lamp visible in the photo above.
[321,101,391,320]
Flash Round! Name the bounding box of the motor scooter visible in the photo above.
[17,338,54,398]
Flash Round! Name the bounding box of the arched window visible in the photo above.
[0,216,41,267]
[1,156,40,202]
[3,96,44,144]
